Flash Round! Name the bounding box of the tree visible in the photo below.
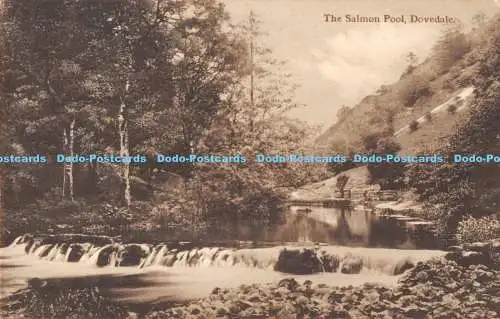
[362,133,404,189]
[399,74,432,109]
[336,174,349,198]
[424,111,432,122]
[0,1,316,239]
[408,15,500,231]
[406,52,418,66]
[409,120,419,132]
[432,26,471,73]
[179,10,314,234]
[401,51,418,77]
[336,105,352,123]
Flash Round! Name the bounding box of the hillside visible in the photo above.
[290,166,373,200]
[315,17,495,155]
[394,86,475,154]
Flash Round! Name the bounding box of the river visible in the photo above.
[0,204,446,309]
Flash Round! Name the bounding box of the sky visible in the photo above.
[223,0,500,131]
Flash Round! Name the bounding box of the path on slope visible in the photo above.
[393,86,475,137]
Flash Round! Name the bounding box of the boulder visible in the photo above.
[67,244,85,262]
[393,259,414,275]
[341,254,363,274]
[274,248,323,275]
[118,245,148,267]
[447,245,463,252]
[277,278,299,291]
[96,245,119,267]
[460,251,489,267]
[488,239,500,269]
[465,242,490,253]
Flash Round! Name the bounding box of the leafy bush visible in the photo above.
[432,28,471,73]
[2,279,128,319]
[399,75,433,108]
[424,111,432,122]
[362,134,405,189]
[409,120,419,132]
[457,215,500,243]
[447,103,457,114]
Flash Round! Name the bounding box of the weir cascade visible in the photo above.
[7,233,445,276]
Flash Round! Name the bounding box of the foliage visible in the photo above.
[424,111,432,122]
[431,26,471,74]
[457,215,500,243]
[408,120,419,132]
[398,74,432,108]
[362,133,405,189]
[0,0,316,240]
[336,105,352,123]
[447,103,457,114]
[335,174,349,198]
[407,14,500,231]
[400,52,418,78]
[2,279,128,319]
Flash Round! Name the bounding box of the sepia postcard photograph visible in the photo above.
[0,0,499,318]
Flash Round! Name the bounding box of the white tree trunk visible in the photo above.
[68,116,75,201]
[119,81,131,209]
[62,128,67,199]
[62,116,75,201]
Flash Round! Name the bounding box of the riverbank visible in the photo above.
[145,239,500,318]
[1,235,498,318]
[2,256,498,319]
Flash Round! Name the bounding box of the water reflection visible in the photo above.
[282,205,437,249]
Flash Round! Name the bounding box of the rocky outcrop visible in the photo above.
[118,244,150,267]
[274,248,323,274]
[274,248,342,275]
[145,258,500,319]
[445,239,500,269]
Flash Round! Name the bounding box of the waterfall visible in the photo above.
[140,244,168,268]
[6,234,446,275]
[33,244,53,258]
[8,235,25,248]
[44,244,60,261]
[86,244,114,265]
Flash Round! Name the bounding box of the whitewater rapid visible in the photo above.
[0,234,446,303]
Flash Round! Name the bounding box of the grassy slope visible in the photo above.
[291,166,372,200]
[315,25,487,155]
[307,21,499,196]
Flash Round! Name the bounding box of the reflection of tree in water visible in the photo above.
[280,206,376,245]
[334,207,352,245]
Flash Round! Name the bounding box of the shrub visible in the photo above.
[432,29,471,73]
[336,174,350,198]
[2,279,128,319]
[399,78,432,108]
[424,111,432,122]
[363,135,405,189]
[447,103,457,114]
[457,215,500,243]
[409,120,419,132]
